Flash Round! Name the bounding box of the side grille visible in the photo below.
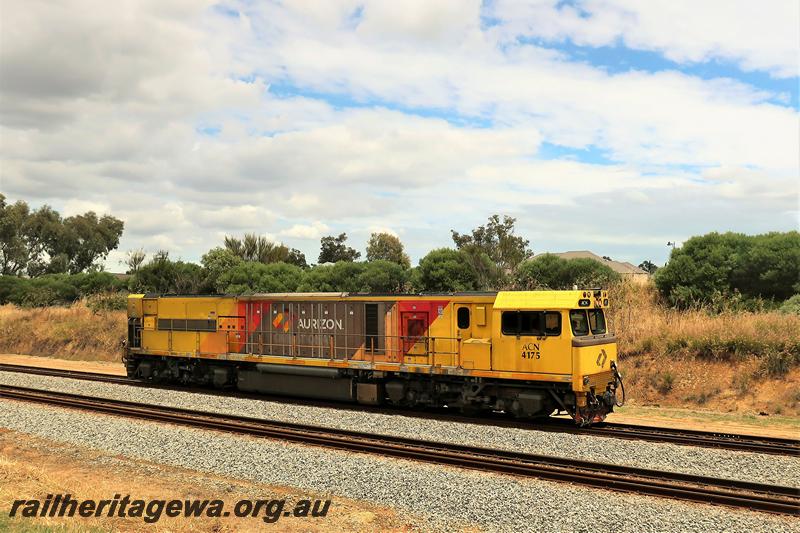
[585,370,614,390]
[157,319,217,332]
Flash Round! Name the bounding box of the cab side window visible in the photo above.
[457,307,470,329]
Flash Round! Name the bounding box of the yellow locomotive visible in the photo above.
[125,290,623,425]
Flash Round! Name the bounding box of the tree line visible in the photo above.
[1,194,798,311]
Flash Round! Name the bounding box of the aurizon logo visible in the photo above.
[272,313,291,332]
[272,313,344,332]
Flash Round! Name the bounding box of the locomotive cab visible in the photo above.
[568,291,622,425]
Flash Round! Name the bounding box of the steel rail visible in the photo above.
[537,418,800,456]
[1,384,798,515]
[1,362,798,456]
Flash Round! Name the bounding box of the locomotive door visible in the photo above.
[401,311,429,357]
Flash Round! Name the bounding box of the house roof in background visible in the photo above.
[540,251,649,275]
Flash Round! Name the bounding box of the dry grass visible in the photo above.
[2,285,798,370]
[607,281,800,415]
[609,281,800,372]
[0,302,125,362]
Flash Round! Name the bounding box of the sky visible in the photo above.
[1,0,798,271]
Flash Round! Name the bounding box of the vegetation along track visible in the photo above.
[1,383,798,515]
[1,362,798,457]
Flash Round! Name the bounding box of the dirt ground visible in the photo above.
[1,353,127,376]
[621,352,800,418]
[0,429,420,532]
[2,353,797,440]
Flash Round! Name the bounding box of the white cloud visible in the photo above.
[0,0,796,270]
[61,199,111,217]
[487,0,800,78]
[234,2,797,174]
[191,205,275,230]
[367,226,400,237]
[280,221,331,240]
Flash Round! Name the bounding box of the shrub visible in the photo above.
[779,294,800,315]
[356,260,409,293]
[608,282,800,377]
[655,372,675,395]
[655,231,800,307]
[0,276,26,304]
[297,262,365,292]
[515,254,620,290]
[758,349,797,378]
[218,261,304,294]
[85,293,128,313]
[415,249,480,292]
[69,272,126,295]
[19,275,80,307]
[131,257,204,294]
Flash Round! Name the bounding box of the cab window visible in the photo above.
[501,311,561,336]
[457,307,470,329]
[544,312,561,335]
[569,310,590,336]
[588,309,607,335]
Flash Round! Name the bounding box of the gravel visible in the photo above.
[1,370,798,489]
[1,399,798,532]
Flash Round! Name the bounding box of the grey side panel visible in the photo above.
[571,335,617,347]
[254,363,342,378]
[238,370,354,401]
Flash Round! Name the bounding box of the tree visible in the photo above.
[285,248,308,269]
[0,194,29,276]
[451,215,532,274]
[123,249,147,274]
[415,249,480,292]
[457,244,503,290]
[638,260,658,275]
[51,212,124,274]
[297,261,365,292]
[357,260,409,293]
[515,254,620,290]
[200,247,243,293]
[0,195,124,276]
[655,231,800,307]
[366,233,410,268]
[18,204,63,276]
[131,252,204,294]
[224,234,289,264]
[318,233,360,263]
[217,262,304,294]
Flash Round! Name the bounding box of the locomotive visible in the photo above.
[125,290,623,425]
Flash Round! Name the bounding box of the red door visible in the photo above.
[401,311,429,355]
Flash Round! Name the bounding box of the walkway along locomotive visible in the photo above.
[125,290,623,425]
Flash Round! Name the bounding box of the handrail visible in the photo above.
[225,329,461,363]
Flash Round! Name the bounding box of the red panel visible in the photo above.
[397,299,449,355]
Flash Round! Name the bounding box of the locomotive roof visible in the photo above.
[139,289,609,309]
[143,291,500,298]
[493,290,609,309]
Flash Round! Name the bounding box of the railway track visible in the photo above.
[537,418,800,456]
[1,383,798,515]
[1,362,798,456]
